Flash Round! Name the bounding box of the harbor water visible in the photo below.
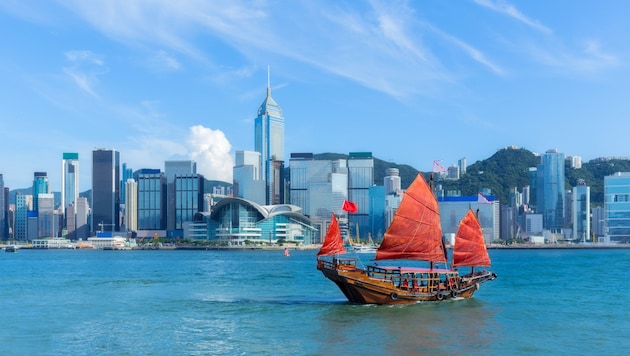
[1,248,629,355]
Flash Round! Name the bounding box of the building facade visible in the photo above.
[137,171,166,230]
[174,174,204,230]
[254,74,285,205]
[61,152,79,228]
[536,149,565,232]
[572,179,590,242]
[165,160,197,230]
[0,174,4,240]
[604,172,630,243]
[32,171,49,212]
[438,195,500,244]
[209,197,316,245]
[347,152,374,241]
[233,150,265,205]
[92,149,120,234]
[125,179,138,232]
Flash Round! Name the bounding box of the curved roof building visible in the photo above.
[208,197,317,245]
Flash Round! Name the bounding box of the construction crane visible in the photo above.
[98,221,115,233]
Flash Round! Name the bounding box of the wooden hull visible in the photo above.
[317,259,496,305]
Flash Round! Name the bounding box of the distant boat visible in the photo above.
[316,173,497,304]
[352,244,377,254]
[5,245,18,253]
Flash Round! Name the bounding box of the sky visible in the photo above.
[1,0,630,191]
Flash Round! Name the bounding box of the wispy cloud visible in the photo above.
[473,0,552,34]
[148,50,181,71]
[63,50,108,97]
[521,38,619,74]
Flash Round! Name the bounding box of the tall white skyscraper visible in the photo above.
[254,68,285,205]
[61,152,79,231]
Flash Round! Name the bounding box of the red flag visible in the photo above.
[342,200,358,213]
[478,192,492,204]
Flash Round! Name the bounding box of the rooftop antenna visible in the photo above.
[267,65,271,96]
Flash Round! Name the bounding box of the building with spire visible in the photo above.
[254,68,285,205]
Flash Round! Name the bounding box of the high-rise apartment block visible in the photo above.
[125,179,138,232]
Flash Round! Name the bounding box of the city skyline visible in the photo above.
[2,1,630,191]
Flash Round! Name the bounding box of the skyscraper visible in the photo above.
[165,160,196,230]
[254,69,285,205]
[137,171,166,230]
[572,179,590,242]
[125,179,138,232]
[347,152,374,240]
[61,152,79,231]
[32,172,49,212]
[92,149,120,233]
[536,149,565,232]
[15,194,30,241]
[0,174,5,240]
[604,172,630,243]
[233,150,265,205]
[174,174,204,230]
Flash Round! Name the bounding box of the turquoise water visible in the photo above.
[1,248,628,355]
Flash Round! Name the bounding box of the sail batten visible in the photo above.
[376,174,446,262]
[452,209,491,267]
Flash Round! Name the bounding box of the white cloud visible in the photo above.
[186,125,233,182]
[63,50,108,97]
[149,50,181,71]
[473,0,552,34]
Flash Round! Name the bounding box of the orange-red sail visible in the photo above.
[452,209,491,267]
[376,174,446,262]
[317,213,346,257]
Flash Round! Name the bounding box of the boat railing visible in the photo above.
[318,258,357,271]
[394,272,460,294]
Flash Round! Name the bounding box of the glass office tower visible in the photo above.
[174,174,204,230]
[536,149,565,232]
[32,172,49,212]
[254,71,285,205]
[92,149,120,233]
[604,172,630,243]
[347,152,374,241]
[137,172,166,230]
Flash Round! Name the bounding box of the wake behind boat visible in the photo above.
[316,173,497,305]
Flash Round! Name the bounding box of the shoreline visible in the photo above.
[5,243,630,251]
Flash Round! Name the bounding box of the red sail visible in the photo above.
[376,174,446,262]
[317,213,346,257]
[452,209,491,267]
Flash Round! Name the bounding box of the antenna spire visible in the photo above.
[267,65,271,96]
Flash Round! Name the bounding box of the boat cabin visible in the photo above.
[366,265,459,293]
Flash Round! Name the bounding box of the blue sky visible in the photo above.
[1,0,629,191]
